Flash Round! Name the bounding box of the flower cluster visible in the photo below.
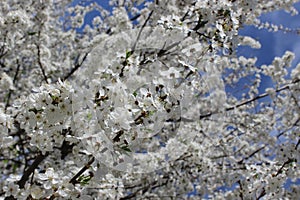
[0,0,299,199]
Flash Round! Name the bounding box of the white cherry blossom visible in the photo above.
[0,0,299,199]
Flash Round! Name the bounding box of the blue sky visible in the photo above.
[239,2,300,66]
[238,2,300,91]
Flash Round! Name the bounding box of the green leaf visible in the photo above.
[126,50,132,59]
[148,110,156,116]
[78,175,92,185]
[86,112,92,121]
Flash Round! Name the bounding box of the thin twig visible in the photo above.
[275,158,295,177]
[237,146,266,164]
[199,79,300,120]
[36,28,49,83]
[62,52,89,81]
[256,188,266,200]
[277,118,300,138]
[130,13,140,21]
[69,156,95,185]
[296,139,300,150]
[132,10,154,52]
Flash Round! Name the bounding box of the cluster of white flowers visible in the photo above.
[261,51,295,85]
[0,108,13,148]
[0,0,299,199]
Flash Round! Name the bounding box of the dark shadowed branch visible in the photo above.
[17,152,49,189]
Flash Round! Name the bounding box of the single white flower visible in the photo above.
[3,182,19,197]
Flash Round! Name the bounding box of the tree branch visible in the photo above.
[36,32,49,84]
[69,156,95,185]
[296,139,300,150]
[130,13,140,21]
[256,188,266,200]
[62,52,89,81]
[199,79,300,120]
[237,180,244,200]
[237,146,265,165]
[17,152,49,189]
[277,117,300,138]
[275,158,295,177]
[132,10,154,52]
